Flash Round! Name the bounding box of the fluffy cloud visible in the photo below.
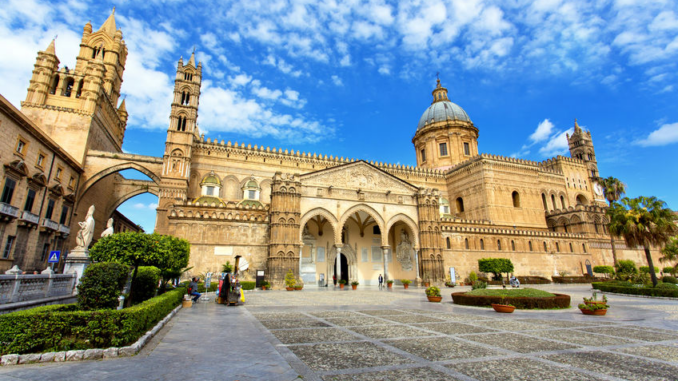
[331,75,343,86]
[529,119,555,143]
[636,122,678,146]
[512,119,573,158]
[539,128,574,157]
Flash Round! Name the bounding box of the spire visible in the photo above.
[118,98,127,113]
[45,39,56,55]
[188,49,196,67]
[431,75,448,104]
[574,118,582,134]
[98,7,117,37]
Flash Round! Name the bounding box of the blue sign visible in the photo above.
[48,250,61,263]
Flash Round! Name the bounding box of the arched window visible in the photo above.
[91,46,103,59]
[456,197,464,213]
[542,193,548,210]
[512,191,520,208]
[49,74,60,95]
[63,78,74,97]
[582,244,587,253]
[480,239,484,250]
[551,194,557,210]
[594,223,600,233]
[560,196,566,209]
[465,238,469,250]
[543,241,547,251]
[75,79,84,98]
[569,242,574,252]
[555,242,560,252]
[446,237,451,249]
[576,195,589,205]
[528,241,533,251]
[181,91,190,105]
[184,72,193,81]
[511,240,515,251]
[497,240,502,250]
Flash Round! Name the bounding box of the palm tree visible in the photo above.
[607,196,678,286]
[660,236,678,274]
[599,177,626,265]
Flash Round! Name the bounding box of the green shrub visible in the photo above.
[639,266,658,274]
[0,288,185,355]
[593,266,615,276]
[131,266,160,305]
[471,280,487,290]
[615,260,638,280]
[592,282,678,297]
[478,258,514,281]
[452,291,570,309]
[240,281,255,290]
[401,279,412,285]
[77,262,130,311]
[284,270,296,288]
[663,266,676,275]
[657,282,678,289]
[468,271,478,283]
[662,276,678,284]
[466,288,556,298]
[425,286,441,297]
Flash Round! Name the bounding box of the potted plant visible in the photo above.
[583,291,607,306]
[294,278,304,290]
[401,279,412,289]
[579,292,609,315]
[422,272,431,288]
[338,279,347,289]
[425,286,442,302]
[491,296,515,313]
[284,270,296,291]
[351,281,359,290]
[444,274,455,287]
[386,279,394,288]
[261,280,270,290]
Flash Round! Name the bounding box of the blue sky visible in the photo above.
[1,0,677,232]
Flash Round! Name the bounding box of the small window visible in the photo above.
[68,177,75,189]
[543,241,547,251]
[420,148,426,162]
[583,244,587,253]
[206,186,214,196]
[555,242,560,252]
[541,193,548,210]
[446,237,451,249]
[24,189,36,212]
[560,196,566,209]
[511,240,515,251]
[497,240,502,250]
[373,225,381,235]
[569,242,573,252]
[456,197,464,213]
[463,142,470,156]
[59,205,69,224]
[1,178,17,204]
[15,138,27,155]
[45,199,55,220]
[37,153,45,168]
[55,166,63,181]
[442,205,450,214]
[2,236,15,259]
[528,241,533,251]
[248,190,256,199]
[512,191,520,208]
[40,243,50,262]
[439,142,448,157]
[551,194,556,210]
[465,238,469,250]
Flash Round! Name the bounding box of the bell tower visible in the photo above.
[21,8,128,164]
[567,119,599,178]
[155,52,203,234]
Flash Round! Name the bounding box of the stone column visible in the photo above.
[335,246,342,286]
[299,243,304,276]
[382,246,390,281]
[414,249,421,281]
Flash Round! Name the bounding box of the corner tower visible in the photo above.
[155,53,202,234]
[412,78,478,170]
[21,8,128,164]
[567,119,598,178]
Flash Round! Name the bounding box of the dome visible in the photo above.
[417,100,471,130]
[201,171,221,186]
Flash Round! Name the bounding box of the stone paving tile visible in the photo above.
[250,311,311,320]
[348,325,439,339]
[523,329,637,346]
[448,357,606,381]
[385,337,504,361]
[325,316,390,327]
[464,332,579,353]
[515,318,614,329]
[615,344,678,362]
[414,322,499,335]
[407,310,498,322]
[259,319,330,329]
[468,319,552,331]
[271,328,360,344]
[310,310,364,318]
[287,342,413,371]
[542,351,678,380]
[579,326,678,342]
[380,315,447,324]
[356,309,409,316]
[322,366,457,381]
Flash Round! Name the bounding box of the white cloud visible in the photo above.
[229,73,252,87]
[331,75,343,86]
[539,128,574,157]
[529,119,555,143]
[133,202,157,210]
[636,122,678,146]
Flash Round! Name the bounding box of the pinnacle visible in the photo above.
[45,39,56,54]
[118,99,127,112]
[98,7,117,37]
[188,51,196,67]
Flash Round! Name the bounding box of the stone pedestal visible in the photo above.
[63,248,90,293]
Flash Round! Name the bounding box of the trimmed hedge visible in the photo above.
[240,281,255,290]
[516,276,551,284]
[0,287,185,355]
[451,292,570,309]
[131,266,160,305]
[552,276,594,284]
[662,276,678,284]
[592,282,678,298]
[77,262,129,310]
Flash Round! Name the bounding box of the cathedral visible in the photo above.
[0,10,659,285]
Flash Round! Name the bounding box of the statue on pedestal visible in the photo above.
[75,205,96,252]
[101,218,114,238]
[396,230,414,271]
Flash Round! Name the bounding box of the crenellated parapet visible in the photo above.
[167,201,269,222]
[444,153,566,177]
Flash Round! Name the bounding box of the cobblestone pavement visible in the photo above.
[1,285,677,380]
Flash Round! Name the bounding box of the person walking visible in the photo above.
[189,277,201,303]
[378,274,384,289]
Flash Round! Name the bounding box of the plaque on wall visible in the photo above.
[214,246,233,256]
[317,247,325,262]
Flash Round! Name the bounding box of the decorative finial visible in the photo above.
[54,34,58,40]
[193,45,196,54]
[436,71,439,81]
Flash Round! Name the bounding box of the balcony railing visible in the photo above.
[41,218,59,231]
[0,202,20,219]
[58,224,70,235]
[20,210,40,225]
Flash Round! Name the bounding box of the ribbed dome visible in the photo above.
[417,100,471,130]
[201,172,221,186]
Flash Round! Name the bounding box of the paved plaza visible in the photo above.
[1,285,678,380]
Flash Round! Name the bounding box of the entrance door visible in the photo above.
[333,254,349,284]
[585,260,593,276]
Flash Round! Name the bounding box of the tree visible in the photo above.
[599,176,626,266]
[660,236,678,274]
[77,262,129,310]
[153,234,190,289]
[478,258,514,281]
[607,196,678,287]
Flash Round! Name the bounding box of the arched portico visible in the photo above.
[338,204,385,246]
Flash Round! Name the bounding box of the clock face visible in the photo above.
[594,183,604,196]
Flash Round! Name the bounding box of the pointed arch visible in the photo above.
[299,207,339,243]
[339,204,385,246]
[385,213,419,248]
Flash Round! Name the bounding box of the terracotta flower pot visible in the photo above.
[294,286,303,290]
[261,286,267,290]
[286,287,294,291]
[491,303,515,313]
[340,284,345,289]
[580,308,607,315]
[427,296,442,302]
[424,282,431,287]
[403,284,409,289]
[387,283,393,288]
[352,285,357,290]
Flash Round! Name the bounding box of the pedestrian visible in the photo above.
[189,277,201,303]
[333,274,337,286]
[378,274,383,289]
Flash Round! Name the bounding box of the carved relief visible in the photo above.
[302,162,417,194]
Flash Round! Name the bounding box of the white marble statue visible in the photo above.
[396,230,414,271]
[101,218,114,238]
[75,205,96,250]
